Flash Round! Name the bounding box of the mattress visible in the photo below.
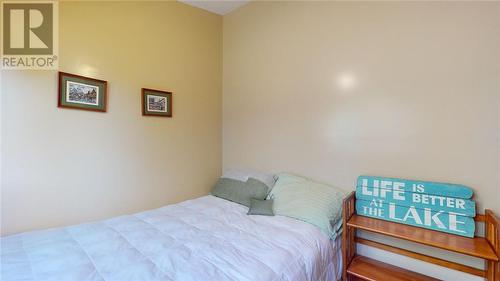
[1,195,342,281]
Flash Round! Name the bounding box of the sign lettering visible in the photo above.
[355,176,476,237]
[357,175,473,199]
[356,200,475,237]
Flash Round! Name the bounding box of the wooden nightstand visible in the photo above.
[342,191,500,281]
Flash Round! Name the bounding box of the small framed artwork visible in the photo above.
[141,88,172,117]
[58,72,107,112]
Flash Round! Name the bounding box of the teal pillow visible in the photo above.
[247,199,274,216]
[211,177,269,207]
[268,173,347,239]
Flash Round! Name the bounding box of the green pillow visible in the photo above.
[268,173,347,239]
[247,199,274,216]
[211,177,269,207]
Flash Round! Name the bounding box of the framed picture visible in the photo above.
[58,72,107,112]
[141,88,172,117]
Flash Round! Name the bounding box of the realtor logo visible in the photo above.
[1,1,58,69]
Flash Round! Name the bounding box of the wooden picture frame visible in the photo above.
[58,72,107,112]
[141,88,172,117]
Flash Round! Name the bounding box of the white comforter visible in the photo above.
[1,195,341,281]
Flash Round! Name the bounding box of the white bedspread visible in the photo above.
[1,195,342,281]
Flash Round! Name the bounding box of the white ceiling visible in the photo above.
[179,0,249,15]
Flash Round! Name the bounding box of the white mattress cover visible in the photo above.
[1,195,342,281]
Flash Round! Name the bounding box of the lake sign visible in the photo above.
[356,187,476,217]
[356,200,475,237]
[355,175,476,237]
[357,175,473,199]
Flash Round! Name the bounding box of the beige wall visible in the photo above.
[1,0,498,244]
[223,1,500,216]
[1,1,222,236]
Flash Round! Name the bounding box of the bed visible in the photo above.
[1,195,343,281]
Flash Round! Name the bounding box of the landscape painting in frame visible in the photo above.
[58,72,107,112]
[142,88,172,117]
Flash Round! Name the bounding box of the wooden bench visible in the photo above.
[342,191,500,281]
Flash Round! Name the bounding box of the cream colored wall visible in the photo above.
[223,1,500,215]
[1,1,222,236]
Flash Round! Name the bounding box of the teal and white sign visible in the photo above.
[356,187,476,217]
[357,175,473,199]
[356,200,475,237]
[355,175,476,237]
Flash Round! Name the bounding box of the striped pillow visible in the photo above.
[269,173,347,239]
